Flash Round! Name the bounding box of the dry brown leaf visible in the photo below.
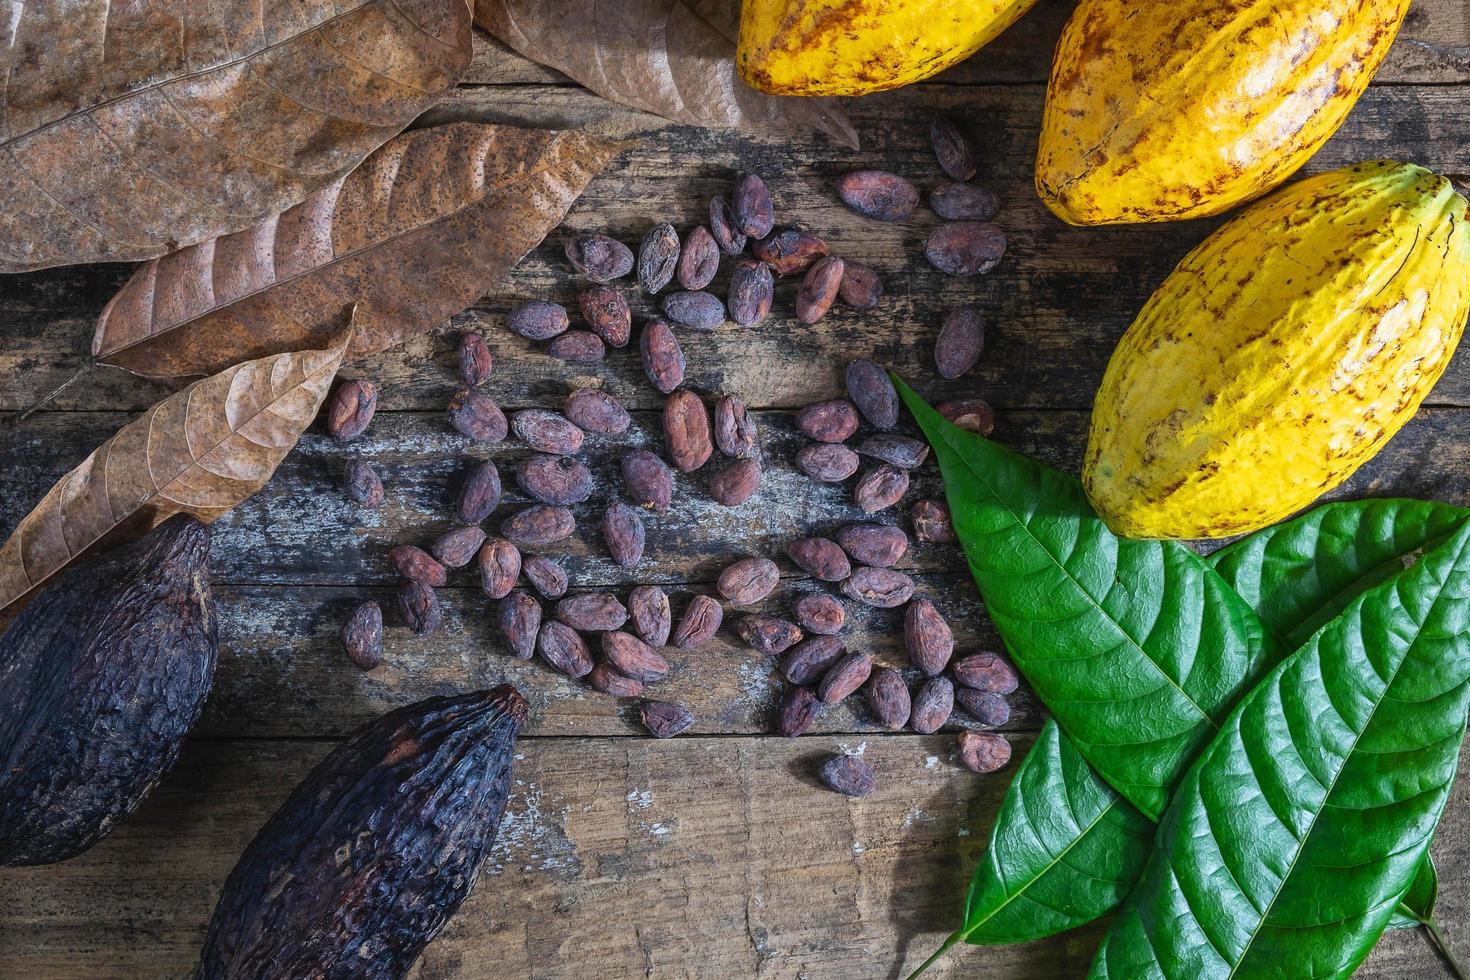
[0,334,348,616]
[0,0,471,272]
[474,0,858,149]
[93,122,622,379]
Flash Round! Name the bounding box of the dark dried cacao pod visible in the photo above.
[538,621,593,678]
[930,182,1000,221]
[835,171,917,221]
[342,601,384,670]
[546,330,607,363]
[779,636,846,685]
[640,700,694,739]
[925,222,1006,277]
[841,566,915,608]
[796,256,844,325]
[797,443,860,482]
[621,450,675,513]
[836,523,908,567]
[751,228,829,276]
[506,300,569,341]
[857,434,930,470]
[456,461,503,525]
[867,667,911,730]
[512,409,584,456]
[796,399,860,443]
[447,390,507,443]
[854,464,910,514]
[777,685,822,737]
[390,544,447,587]
[431,526,486,569]
[522,556,568,600]
[838,261,883,310]
[628,586,672,648]
[737,615,804,655]
[819,755,877,797]
[498,590,541,661]
[952,652,1019,694]
[718,557,780,605]
[640,319,686,394]
[956,689,1011,727]
[786,537,851,582]
[343,459,384,508]
[727,259,775,326]
[911,676,954,735]
[709,458,762,507]
[399,581,442,636]
[956,731,1012,773]
[517,454,594,506]
[845,359,898,430]
[588,662,644,697]
[911,499,957,543]
[904,598,954,676]
[578,285,632,348]
[677,225,720,290]
[935,307,985,380]
[732,172,775,238]
[564,388,631,435]
[0,516,216,867]
[793,594,845,635]
[638,222,681,293]
[937,399,996,435]
[930,117,977,182]
[457,332,493,387]
[556,593,629,632]
[817,651,872,704]
[602,502,646,568]
[477,538,522,601]
[664,390,714,473]
[326,379,377,443]
[708,195,748,255]
[671,594,723,650]
[662,291,726,332]
[197,689,526,978]
[501,506,575,549]
[565,233,633,282]
[602,631,670,682]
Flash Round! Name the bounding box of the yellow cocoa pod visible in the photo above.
[1037,0,1409,225]
[1084,161,1470,540]
[736,0,1040,97]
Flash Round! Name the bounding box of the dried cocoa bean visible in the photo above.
[621,450,674,513]
[457,332,493,387]
[718,557,780,604]
[845,359,898,430]
[819,755,877,797]
[817,651,871,704]
[952,652,1019,694]
[431,527,486,569]
[498,590,541,660]
[794,594,845,635]
[565,233,633,282]
[602,502,646,568]
[342,601,383,670]
[835,523,909,568]
[517,454,594,506]
[663,390,713,472]
[842,566,915,608]
[714,395,757,458]
[867,667,911,730]
[589,663,646,700]
[796,399,860,443]
[501,505,575,548]
[672,594,723,650]
[640,319,686,394]
[448,390,507,443]
[556,593,629,632]
[640,700,694,739]
[728,259,774,326]
[786,537,851,582]
[398,581,441,636]
[935,307,985,380]
[904,598,954,676]
[602,631,670,682]
[638,222,681,293]
[956,730,1012,774]
[391,545,447,587]
[778,685,822,736]
[708,195,748,255]
[662,291,726,332]
[796,256,844,325]
[456,461,502,525]
[537,621,593,678]
[855,464,910,513]
[507,300,569,341]
[327,379,377,442]
[857,435,930,469]
[731,171,774,238]
[547,330,607,363]
[937,399,995,435]
[710,457,762,506]
[564,388,631,434]
[523,555,568,600]
[780,636,845,685]
[751,229,829,276]
[911,499,957,543]
[343,460,383,508]
[911,676,954,734]
[930,182,1000,221]
[930,117,977,182]
[628,585,672,647]
[838,261,883,310]
[677,225,721,290]
[836,170,917,221]
[798,443,859,482]
[512,409,584,456]
[956,689,1010,727]
[925,221,1006,277]
[738,615,803,655]
[578,285,632,348]
[477,537,521,600]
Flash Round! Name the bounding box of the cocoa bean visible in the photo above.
[456,461,502,525]
[398,581,441,636]
[602,631,670,682]
[602,502,646,568]
[591,663,643,699]
[501,505,575,548]
[854,464,910,513]
[511,409,584,456]
[671,594,723,650]
[522,555,568,600]
[556,593,628,632]
[796,256,844,325]
[628,585,672,647]
[390,545,447,587]
[867,667,911,730]
[546,330,607,363]
[738,615,803,655]
[327,379,377,442]
[714,394,757,458]
[343,460,383,508]
[448,390,507,443]
[835,524,909,567]
[718,557,780,604]
[904,598,954,676]
[817,651,871,704]
[640,700,694,739]
[910,676,954,734]
[925,221,1006,277]
[857,435,930,470]
[663,390,714,472]
[930,182,1000,221]
[952,652,1019,694]
[819,755,877,797]
[780,636,845,685]
[751,229,829,276]
[778,685,822,737]
[661,291,726,331]
[708,195,748,255]
[638,222,681,293]
[430,526,486,569]
[786,537,850,582]
[621,450,674,513]
[727,260,774,326]
[342,601,383,670]
[793,594,845,635]
[930,117,977,182]
[796,399,860,443]
[845,359,898,430]
[911,499,957,543]
[457,332,492,387]
[731,172,774,238]
[564,388,631,434]
[517,454,594,506]
[797,443,859,482]
[956,731,1012,774]
[709,457,762,506]
[477,537,521,600]
[935,307,985,380]
[640,319,686,394]
[506,300,569,340]
[838,261,883,310]
[537,621,593,678]
[836,170,917,221]
[956,689,1010,727]
[498,590,541,660]
[676,225,720,290]
[937,399,995,435]
[578,286,632,348]
[841,566,915,608]
[565,233,633,282]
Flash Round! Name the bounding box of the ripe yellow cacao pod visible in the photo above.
[1037,0,1410,225]
[736,0,1039,97]
[1084,161,1470,540]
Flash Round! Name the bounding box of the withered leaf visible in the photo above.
[475,0,858,148]
[0,336,348,616]
[0,0,471,273]
[93,123,622,379]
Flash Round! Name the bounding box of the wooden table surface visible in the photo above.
[2,3,1469,977]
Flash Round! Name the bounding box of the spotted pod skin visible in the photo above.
[1085,161,1470,540]
[0,514,216,866]
[1037,0,1410,225]
[198,686,528,979]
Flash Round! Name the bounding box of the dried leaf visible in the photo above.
[93,122,623,379]
[0,335,348,615]
[475,0,858,149]
[0,0,471,272]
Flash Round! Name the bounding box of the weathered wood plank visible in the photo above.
[0,734,1462,978]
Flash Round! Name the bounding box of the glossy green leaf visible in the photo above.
[1090,521,1470,979]
[1391,854,1438,928]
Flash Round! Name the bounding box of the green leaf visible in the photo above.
[894,376,1275,820]
[1089,520,1470,979]
[1391,854,1438,928]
